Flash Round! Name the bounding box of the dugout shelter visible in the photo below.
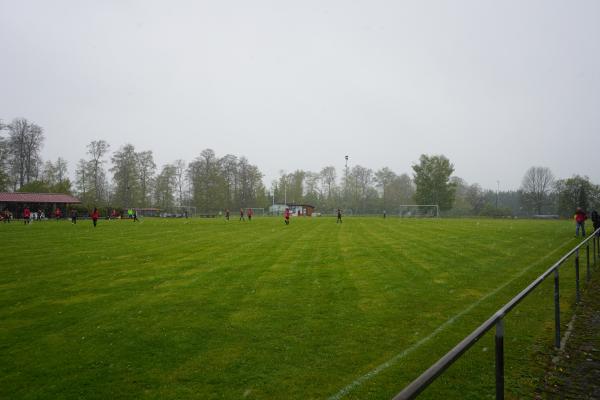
[0,192,81,218]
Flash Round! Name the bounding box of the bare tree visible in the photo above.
[520,166,555,214]
[0,123,10,190]
[76,159,88,199]
[55,157,68,184]
[87,140,110,203]
[348,165,373,213]
[173,159,187,206]
[8,118,44,188]
[375,167,396,211]
[136,150,156,206]
[320,166,337,199]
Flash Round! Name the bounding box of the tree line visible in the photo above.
[1,117,598,216]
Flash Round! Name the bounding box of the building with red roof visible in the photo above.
[0,192,81,218]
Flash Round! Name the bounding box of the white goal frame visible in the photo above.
[397,204,440,218]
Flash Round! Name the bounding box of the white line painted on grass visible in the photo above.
[329,241,572,400]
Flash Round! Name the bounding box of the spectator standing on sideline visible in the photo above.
[91,208,100,228]
[239,208,245,221]
[574,207,587,237]
[54,207,62,221]
[23,206,31,224]
[71,208,78,224]
[225,209,230,221]
[337,208,343,224]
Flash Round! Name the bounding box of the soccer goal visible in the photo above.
[247,208,265,216]
[397,204,440,218]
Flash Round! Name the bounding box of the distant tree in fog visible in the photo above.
[520,166,555,215]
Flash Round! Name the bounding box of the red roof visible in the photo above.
[0,192,81,204]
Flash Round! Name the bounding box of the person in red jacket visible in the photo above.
[54,207,62,221]
[574,207,587,237]
[91,207,100,228]
[247,208,253,221]
[284,207,290,225]
[23,207,31,225]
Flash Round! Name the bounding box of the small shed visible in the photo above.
[287,203,315,217]
[0,192,81,217]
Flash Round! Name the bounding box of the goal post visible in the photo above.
[397,204,440,218]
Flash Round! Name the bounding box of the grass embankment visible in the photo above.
[0,217,583,399]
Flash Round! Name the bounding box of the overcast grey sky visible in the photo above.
[1,0,599,190]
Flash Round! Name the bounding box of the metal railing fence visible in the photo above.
[394,228,600,400]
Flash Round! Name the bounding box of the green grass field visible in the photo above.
[0,217,590,399]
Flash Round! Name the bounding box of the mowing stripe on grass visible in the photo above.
[328,239,573,400]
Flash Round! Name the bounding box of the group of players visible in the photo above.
[223,207,344,225]
[9,206,139,228]
[9,206,599,234]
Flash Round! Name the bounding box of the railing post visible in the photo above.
[586,243,590,283]
[495,318,504,400]
[595,236,598,266]
[575,249,580,303]
[554,268,560,349]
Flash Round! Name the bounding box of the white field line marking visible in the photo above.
[329,241,572,400]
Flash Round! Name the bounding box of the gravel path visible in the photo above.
[536,255,600,399]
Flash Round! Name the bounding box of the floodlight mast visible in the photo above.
[344,155,349,209]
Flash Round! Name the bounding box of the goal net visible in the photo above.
[247,208,265,216]
[397,204,439,218]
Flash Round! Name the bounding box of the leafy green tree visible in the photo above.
[188,149,224,212]
[17,179,72,194]
[110,144,140,208]
[555,175,599,217]
[288,170,305,204]
[412,154,456,211]
[17,180,51,193]
[154,164,177,210]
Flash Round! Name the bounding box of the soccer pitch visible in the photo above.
[0,217,582,399]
